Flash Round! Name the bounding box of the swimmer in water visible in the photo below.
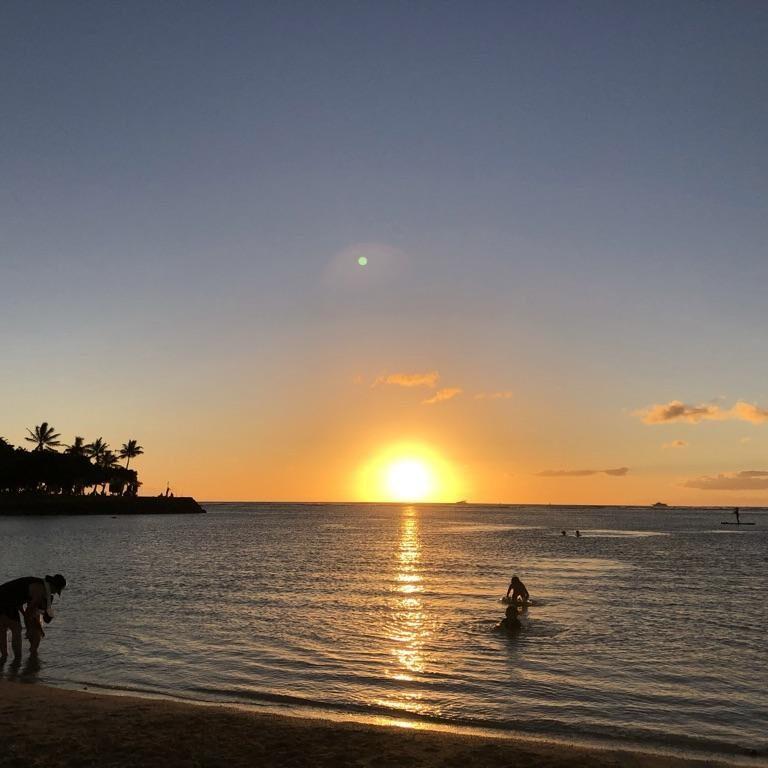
[496,604,522,634]
[575,530,581,538]
[505,575,529,604]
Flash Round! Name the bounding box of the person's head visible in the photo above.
[510,575,520,585]
[45,574,66,595]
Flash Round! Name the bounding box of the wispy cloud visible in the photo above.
[640,401,722,424]
[662,439,688,449]
[423,387,463,405]
[537,467,629,478]
[474,391,513,400]
[374,371,439,388]
[684,470,768,490]
[639,399,768,425]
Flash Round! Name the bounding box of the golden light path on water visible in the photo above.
[374,505,430,716]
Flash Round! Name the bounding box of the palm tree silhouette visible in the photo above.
[99,450,119,470]
[25,422,61,452]
[119,439,144,469]
[99,450,120,495]
[86,437,108,464]
[65,436,87,456]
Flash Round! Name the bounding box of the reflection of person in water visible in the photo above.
[496,604,521,634]
[505,575,529,604]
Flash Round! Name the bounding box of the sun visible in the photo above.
[385,459,433,502]
[357,442,461,502]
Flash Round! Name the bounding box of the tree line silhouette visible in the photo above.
[0,422,144,496]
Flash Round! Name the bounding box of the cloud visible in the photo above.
[423,387,462,405]
[684,470,768,490]
[639,399,768,425]
[640,401,722,424]
[474,391,514,400]
[374,371,439,388]
[731,402,768,424]
[662,439,688,449]
[537,467,629,478]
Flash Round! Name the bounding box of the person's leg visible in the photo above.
[0,617,7,657]
[24,612,42,655]
[10,618,22,658]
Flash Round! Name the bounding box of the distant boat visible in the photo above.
[651,502,669,508]
[455,499,468,505]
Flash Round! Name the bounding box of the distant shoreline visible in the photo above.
[200,501,767,511]
[0,495,205,516]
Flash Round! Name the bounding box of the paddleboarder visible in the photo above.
[734,507,740,524]
[505,575,529,604]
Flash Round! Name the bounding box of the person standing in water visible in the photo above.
[0,574,66,659]
[734,507,740,524]
[505,575,529,604]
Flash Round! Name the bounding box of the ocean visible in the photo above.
[1,503,765,761]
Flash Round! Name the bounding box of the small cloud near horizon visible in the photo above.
[474,391,513,400]
[374,371,439,388]
[537,467,629,478]
[684,470,768,490]
[423,387,463,405]
[662,439,688,449]
[639,399,768,425]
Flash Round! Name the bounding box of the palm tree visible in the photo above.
[25,422,61,452]
[65,436,87,456]
[86,437,108,464]
[99,450,119,470]
[119,439,144,469]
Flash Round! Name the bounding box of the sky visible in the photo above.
[1,2,767,503]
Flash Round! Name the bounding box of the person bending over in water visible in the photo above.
[496,604,522,634]
[505,575,529,604]
[0,574,66,658]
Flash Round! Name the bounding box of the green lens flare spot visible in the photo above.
[357,256,368,266]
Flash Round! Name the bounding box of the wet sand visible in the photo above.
[0,682,745,767]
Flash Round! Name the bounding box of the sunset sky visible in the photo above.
[2,2,767,503]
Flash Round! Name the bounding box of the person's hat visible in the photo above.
[47,574,67,594]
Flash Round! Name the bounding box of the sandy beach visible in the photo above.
[0,682,749,768]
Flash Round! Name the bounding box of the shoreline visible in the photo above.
[0,682,758,767]
[0,495,205,515]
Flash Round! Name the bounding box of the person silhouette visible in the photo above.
[734,507,740,524]
[495,603,522,634]
[505,575,529,604]
[0,575,66,659]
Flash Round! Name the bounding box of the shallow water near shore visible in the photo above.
[1,504,766,760]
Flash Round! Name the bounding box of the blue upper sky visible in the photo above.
[2,2,767,500]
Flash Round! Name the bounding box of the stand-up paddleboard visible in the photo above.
[501,596,535,606]
[721,521,755,525]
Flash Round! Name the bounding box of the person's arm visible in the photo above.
[505,581,513,597]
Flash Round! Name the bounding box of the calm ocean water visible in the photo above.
[1,504,766,760]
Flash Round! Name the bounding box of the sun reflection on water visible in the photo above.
[374,505,431,715]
